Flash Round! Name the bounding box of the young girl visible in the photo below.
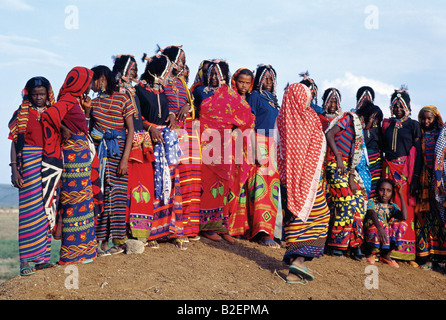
[364,178,408,268]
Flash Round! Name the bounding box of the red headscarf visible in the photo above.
[42,66,93,159]
[277,83,326,222]
[230,68,254,94]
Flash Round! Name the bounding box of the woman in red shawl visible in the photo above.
[193,60,255,243]
[277,83,330,284]
[57,66,99,265]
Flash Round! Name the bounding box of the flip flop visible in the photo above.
[20,266,36,276]
[35,263,59,270]
[289,264,314,281]
[81,258,94,264]
[97,248,111,257]
[420,263,432,271]
[259,239,281,248]
[379,257,399,268]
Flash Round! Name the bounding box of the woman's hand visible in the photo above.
[80,94,92,114]
[176,103,190,123]
[166,113,176,130]
[377,226,388,245]
[149,126,164,144]
[117,156,128,177]
[61,125,74,144]
[11,166,24,189]
[335,154,347,176]
[348,173,358,194]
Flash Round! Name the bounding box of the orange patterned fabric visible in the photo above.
[277,83,326,222]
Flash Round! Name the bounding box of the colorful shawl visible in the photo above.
[276,83,326,222]
[199,84,255,185]
[9,77,56,172]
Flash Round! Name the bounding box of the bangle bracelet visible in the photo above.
[9,161,17,166]
[85,117,90,121]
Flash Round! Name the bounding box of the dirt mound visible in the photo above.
[0,236,445,302]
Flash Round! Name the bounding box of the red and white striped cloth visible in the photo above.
[277,83,326,222]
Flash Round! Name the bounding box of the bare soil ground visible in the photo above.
[0,235,445,302]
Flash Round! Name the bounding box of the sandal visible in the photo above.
[286,273,308,285]
[366,255,376,265]
[107,245,125,255]
[289,263,314,281]
[379,257,399,268]
[20,266,36,276]
[172,238,188,250]
[201,231,222,241]
[258,237,280,249]
[146,240,160,249]
[97,247,111,257]
[420,263,432,271]
[35,263,59,270]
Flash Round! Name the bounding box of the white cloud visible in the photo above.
[0,0,32,11]
[0,34,67,68]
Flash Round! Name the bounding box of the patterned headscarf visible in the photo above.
[277,83,326,222]
[390,87,410,117]
[322,87,341,114]
[418,105,444,130]
[204,60,229,92]
[356,86,375,110]
[113,54,137,84]
[252,64,277,96]
[190,59,213,92]
[230,68,254,94]
[158,45,185,73]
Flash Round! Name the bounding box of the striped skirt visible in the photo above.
[176,118,201,237]
[282,182,330,264]
[368,149,382,198]
[59,134,97,264]
[95,138,128,241]
[18,145,52,264]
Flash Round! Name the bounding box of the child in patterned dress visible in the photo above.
[364,178,408,268]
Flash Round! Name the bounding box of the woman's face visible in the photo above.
[30,86,48,108]
[420,110,436,131]
[176,55,186,74]
[261,72,273,92]
[92,75,106,93]
[326,96,338,114]
[377,182,393,204]
[129,64,137,80]
[235,74,252,97]
[392,102,406,119]
[209,69,219,87]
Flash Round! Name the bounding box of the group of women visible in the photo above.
[8,45,446,285]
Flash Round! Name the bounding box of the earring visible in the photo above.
[100,82,106,93]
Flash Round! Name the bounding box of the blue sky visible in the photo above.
[1,0,445,184]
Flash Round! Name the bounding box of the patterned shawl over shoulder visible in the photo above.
[277,83,326,222]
